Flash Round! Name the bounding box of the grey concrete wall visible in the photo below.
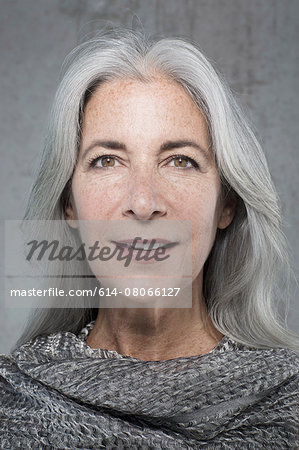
[1,0,298,353]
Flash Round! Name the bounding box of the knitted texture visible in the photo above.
[0,320,298,449]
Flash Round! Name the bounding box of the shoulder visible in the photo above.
[228,344,299,419]
[0,353,53,447]
[220,339,299,376]
[207,344,299,446]
[0,353,34,406]
[211,341,299,407]
[0,353,19,384]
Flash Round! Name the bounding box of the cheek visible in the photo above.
[183,182,221,230]
[188,191,221,276]
[71,177,122,220]
[191,201,219,248]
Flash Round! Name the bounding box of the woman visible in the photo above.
[1,27,298,448]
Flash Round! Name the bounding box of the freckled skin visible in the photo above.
[66,77,235,361]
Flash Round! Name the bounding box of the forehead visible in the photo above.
[85,75,191,103]
[80,76,213,163]
[83,76,208,128]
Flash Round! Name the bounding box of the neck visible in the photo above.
[86,276,224,361]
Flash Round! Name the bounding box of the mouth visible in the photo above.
[110,238,179,251]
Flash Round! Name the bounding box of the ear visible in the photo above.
[64,199,78,229]
[217,192,237,230]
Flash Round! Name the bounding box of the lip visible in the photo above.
[112,238,174,244]
[110,238,179,249]
[110,238,179,264]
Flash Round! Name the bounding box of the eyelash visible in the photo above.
[87,154,200,170]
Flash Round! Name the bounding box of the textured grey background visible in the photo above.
[1,0,298,353]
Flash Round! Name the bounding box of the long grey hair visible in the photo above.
[13,26,299,352]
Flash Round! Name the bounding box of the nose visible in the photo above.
[121,172,167,220]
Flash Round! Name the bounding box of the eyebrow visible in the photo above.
[81,139,212,163]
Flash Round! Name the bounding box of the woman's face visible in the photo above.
[67,76,234,284]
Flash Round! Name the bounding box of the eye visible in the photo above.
[87,153,200,170]
[168,155,199,170]
[88,155,118,168]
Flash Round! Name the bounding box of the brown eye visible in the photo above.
[99,156,115,167]
[89,155,117,168]
[174,156,188,168]
[170,155,199,170]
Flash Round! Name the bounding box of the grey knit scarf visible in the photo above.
[0,320,298,449]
